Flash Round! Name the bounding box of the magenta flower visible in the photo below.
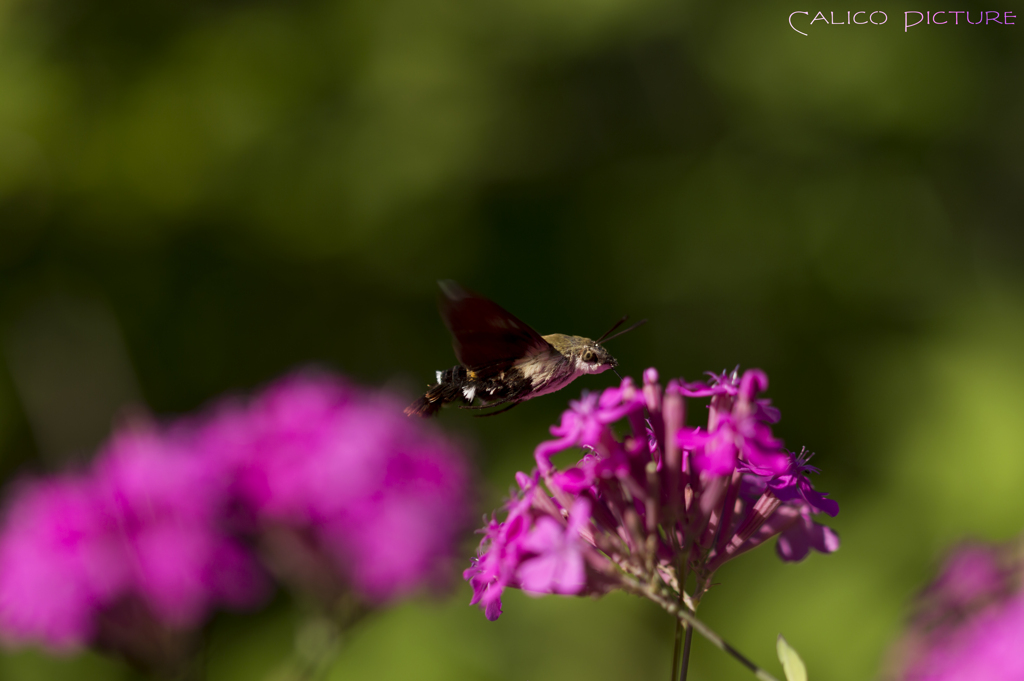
[466,367,839,620]
[0,369,473,661]
[923,543,1008,614]
[93,428,268,629]
[906,595,1024,680]
[518,498,591,595]
[190,371,472,604]
[0,427,268,655]
[464,473,542,621]
[534,389,643,468]
[773,505,841,562]
[765,448,839,517]
[676,369,789,476]
[0,477,115,650]
[890,538,1024,680]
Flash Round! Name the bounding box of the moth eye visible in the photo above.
[583,350,595,362]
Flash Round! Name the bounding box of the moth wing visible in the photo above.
[437,280,553,372]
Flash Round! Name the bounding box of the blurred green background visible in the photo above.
[1,0,1022,678]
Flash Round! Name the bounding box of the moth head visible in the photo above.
[575,340,616,374]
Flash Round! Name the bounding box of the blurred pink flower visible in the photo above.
[0,477,115,650]
[905,594,1024,680]
[891,539,1024,681]
[92,428,268,629]
[0,427,269,653]
[0,369,473,657]
[189,371,473,603]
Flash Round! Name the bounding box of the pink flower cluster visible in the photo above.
[0,372,471,655]
[893,539,1024,680]
[464,368,839,620]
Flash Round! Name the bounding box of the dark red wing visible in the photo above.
[437,280,552,371]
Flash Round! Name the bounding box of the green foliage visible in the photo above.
[777,635,808,681]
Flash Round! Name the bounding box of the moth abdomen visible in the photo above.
[404,365,472,418]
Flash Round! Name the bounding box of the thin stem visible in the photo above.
[670,619,684,681]
[674,552,689,681]
[679,624,694,681]
[662,533,696,680]
[265,601,370,681]
[621,576,781,681]
[287,617,339,681]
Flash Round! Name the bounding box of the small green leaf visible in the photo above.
[776,635,808,681]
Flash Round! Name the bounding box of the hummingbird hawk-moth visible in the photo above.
[404,280,644,417]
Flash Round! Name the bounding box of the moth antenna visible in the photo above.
[597,315,629,343]
[601,318,648,344]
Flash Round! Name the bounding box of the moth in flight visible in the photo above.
[405,280,644,417]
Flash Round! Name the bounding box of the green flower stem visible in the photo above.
[679,622,694,681]
[264,600,370,681]
[670,619,685,681]
[620,576,781,681]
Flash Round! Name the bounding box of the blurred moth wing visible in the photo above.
[437,279,555,375]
